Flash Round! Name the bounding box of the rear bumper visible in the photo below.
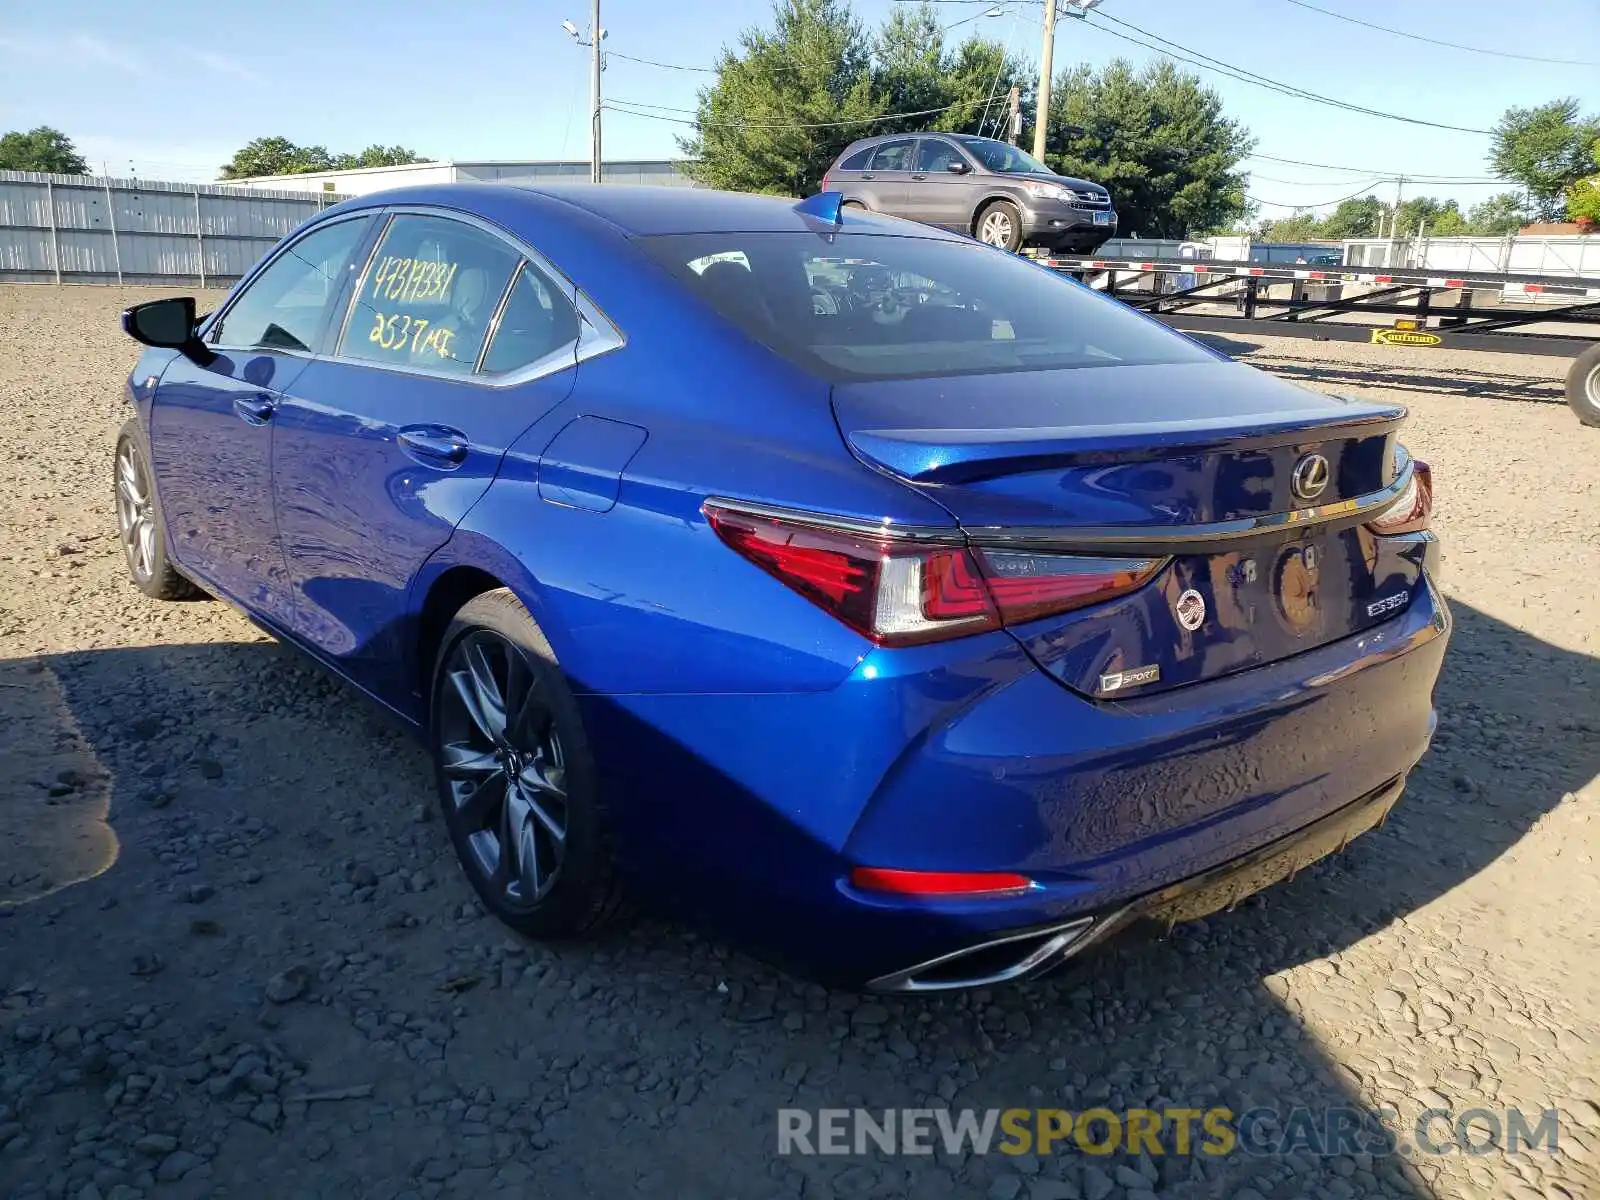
[868,771,1405,990]
[583,576,1449,988]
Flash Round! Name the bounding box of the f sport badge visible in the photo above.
[1100,663,1161,694]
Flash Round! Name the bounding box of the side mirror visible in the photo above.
[945,161,971,175]
[122,297,213,364]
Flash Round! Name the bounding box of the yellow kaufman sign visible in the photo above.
[1370,328,1443,347]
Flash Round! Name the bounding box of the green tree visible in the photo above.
[331,145,427,170]
[1488,99,1600,220]
[1566,138,1600,227]
[679,0,881,195]
[1464,191,1532,235]
[1319,195,1383,239]
[219,137,425,179]
[1259,212,1324,242]
[0,125,88,174]
[1045,59,1252,238]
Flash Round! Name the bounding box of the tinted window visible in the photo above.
[956,137,1053,175]
[337,214,521,374]
[480,263,582,374]
[213,217,371,352]
[869,140,916,171]
[639,232,1210,382]
[838,148,872,171]
[916,139,967,173]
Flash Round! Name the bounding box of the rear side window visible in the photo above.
[869,140,916,171]
[639,232,1211,382]
[337,214,521,374]
[837,148,873,171]
[480,264,582,374]
[212,217,372,352]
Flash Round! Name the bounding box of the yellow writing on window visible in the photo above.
[367,311,457,360]
[369,256,459,305]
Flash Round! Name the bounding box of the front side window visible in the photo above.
[956,137,1053,176]
[479,263,582,374]
[212,217,372,352]
[337,214,522,374]
[869,140,916,172]
[640,231,1212,382]
[916,139,968,173]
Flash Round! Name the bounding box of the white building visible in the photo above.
[227,159,696,196]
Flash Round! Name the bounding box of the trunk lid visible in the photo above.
[832,361,1421,696]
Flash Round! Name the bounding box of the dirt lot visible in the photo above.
[1,285,1597,1200]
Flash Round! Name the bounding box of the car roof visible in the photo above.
[334,182,968,240]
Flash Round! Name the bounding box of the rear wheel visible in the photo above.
[430,589,622,939]
[1568,344,1600,428]
[841,199,868,212]
[975,201,1022,252]
[114,418,198,600]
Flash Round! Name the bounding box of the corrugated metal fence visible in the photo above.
[0,171,346,286]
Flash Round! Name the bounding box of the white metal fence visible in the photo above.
[1343,235,1600,277]
[0,170,346,286]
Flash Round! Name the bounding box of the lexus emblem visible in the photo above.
[1291,453,1331,502]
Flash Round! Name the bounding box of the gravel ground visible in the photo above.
[1,285,1596,1200]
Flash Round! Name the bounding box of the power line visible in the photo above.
[1279,0,1600,68]
[1084,12,1492,136]
[605,50,714,73]
[1245,151,1503,183]
[604,99,970,130]
[1250,181,1386,210]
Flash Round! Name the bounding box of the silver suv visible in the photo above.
[822,133,1117,253]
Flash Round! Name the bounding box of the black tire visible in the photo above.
[1568,344,1600,428]
[974,200,1023,252]
[429,589,623,939]
[114,417,199,600]
[841,199,868,212]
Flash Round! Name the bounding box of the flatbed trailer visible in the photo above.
[1033,255,1600,426]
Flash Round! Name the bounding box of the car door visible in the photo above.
[149,214,377,626]
[905,137,980,231]
[858,138,917,217]
[270,209,591,704]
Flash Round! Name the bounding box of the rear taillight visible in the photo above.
[850,867,1034,897]
[704,501,1163,647]
[821,175,832,191]
[1366,461,1432,535]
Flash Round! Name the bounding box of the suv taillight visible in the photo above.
[704,502,1163,647]
[1366,461,1432,535]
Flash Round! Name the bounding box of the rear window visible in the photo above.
[837,148,872,171]
[638,232,1211,382]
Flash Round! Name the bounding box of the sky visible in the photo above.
[2,0,1597,217]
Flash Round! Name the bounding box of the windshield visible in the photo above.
[958,138,1052,175]
[638,232,1211,382]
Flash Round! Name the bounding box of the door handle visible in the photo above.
[911,173,927,180]
[861,173,876,180]
[232,394,275,425]
[397,426,469,469]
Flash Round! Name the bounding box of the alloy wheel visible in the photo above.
[979,210,1014,247]
[437,629,568,910]
[115,442,156,581]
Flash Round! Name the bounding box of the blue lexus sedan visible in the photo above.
[115,184,1448,990]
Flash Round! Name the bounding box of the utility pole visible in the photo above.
[590,0,603,184]
[1033,0,1100,163]
[1033,0,1058,161]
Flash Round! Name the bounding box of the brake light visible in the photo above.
[850,867,1034,897]
[821,174,832,191]
[704,502,1164,646]
[1366,461,1432,535]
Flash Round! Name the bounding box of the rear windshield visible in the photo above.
[637,232,1211,382]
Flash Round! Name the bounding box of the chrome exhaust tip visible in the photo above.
[866,917,1097,993]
